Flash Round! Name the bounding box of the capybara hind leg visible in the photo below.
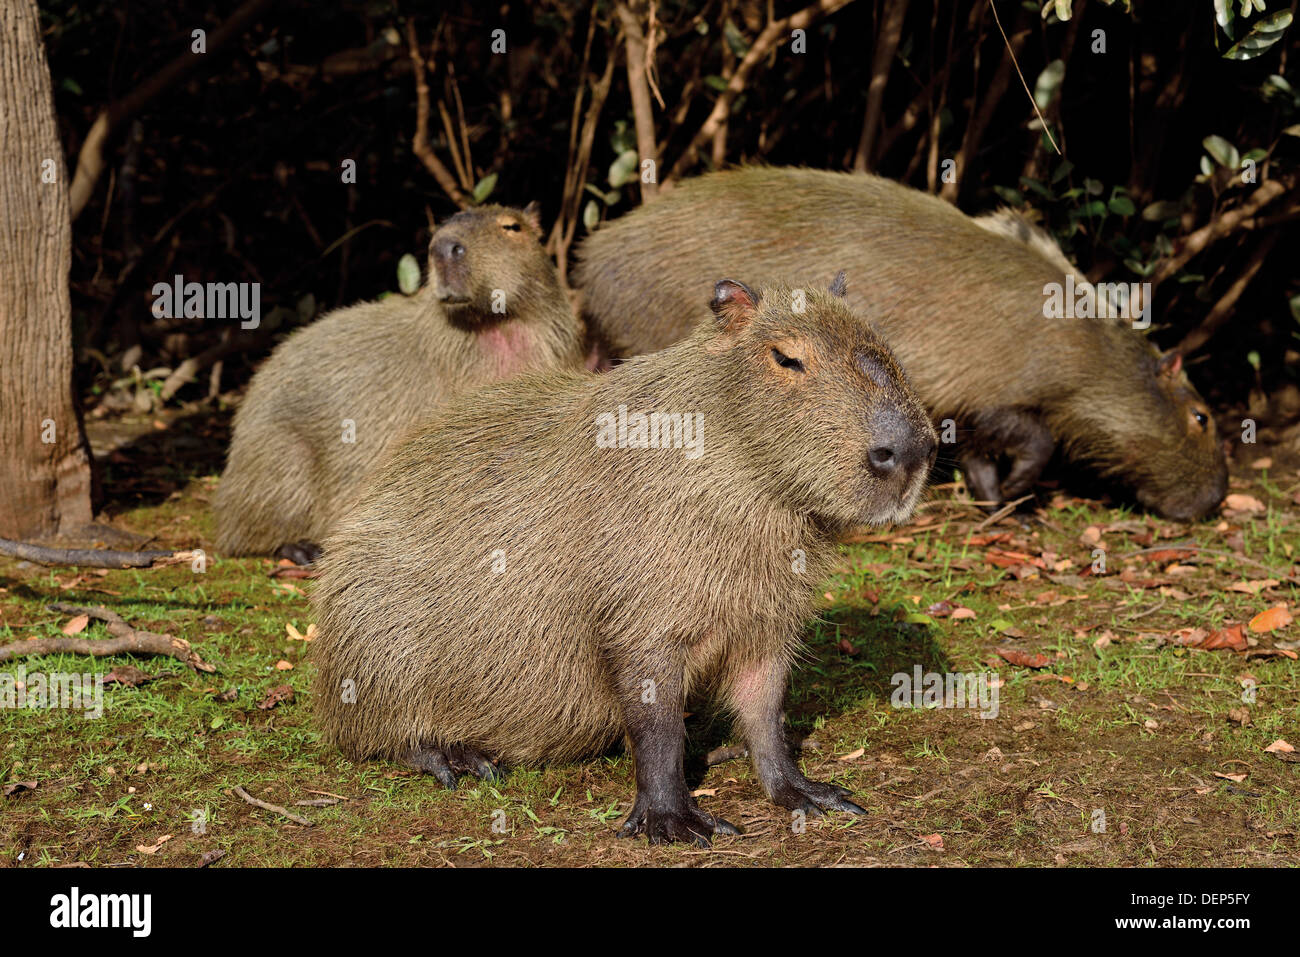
[610,656,738,846]
[276,540,322,566]
[960,453,1002,508]
[998,417,1055,500]
[728,656,865,817]
[403,744,503,790]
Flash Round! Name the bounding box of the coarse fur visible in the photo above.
[215,204,585,556]
[574,166,1227,520]
[311,279,937,843]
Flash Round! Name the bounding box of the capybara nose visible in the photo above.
[867,431,933,479]
[434,237,466,262]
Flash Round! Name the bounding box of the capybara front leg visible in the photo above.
[729,655,864,818]
[998,415,1055,500]
[610,657,738,845]
[276,540,322,566]
[402,743,503,790]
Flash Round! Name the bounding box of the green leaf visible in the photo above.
[607,149,639,188]
[1289,294,1300,324]
[1214,0,1235,37]
[1282,124,1300,138]
[704,74,728,92]
[1018,176,1054,199]
[1242,148,1269,163]
[1050,159,1075,183]
[471,173,498,204]
[396,254,421,296]
[1141,200,1182,222]
[60,76,83,95]
[296,293,316,322]
[993,185,1025,206]
[582,199,600,231]
[1224,10,1292,60]
[723,20,749,57]
[1108,196,1136,216]
[1202,134,1240,168]
[1033,59,1066,110]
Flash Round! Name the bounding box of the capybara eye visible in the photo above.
[771,347,805,372]
[1192,409,1209,430]
[502,222,522,232]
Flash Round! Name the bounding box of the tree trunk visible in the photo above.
[0,0,94,539]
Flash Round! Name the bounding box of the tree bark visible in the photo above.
[0,0,94,539]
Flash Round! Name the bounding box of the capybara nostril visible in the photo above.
[434,237,466,262]
[868,445,897,475]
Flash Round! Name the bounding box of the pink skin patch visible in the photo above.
[479,322,536,377]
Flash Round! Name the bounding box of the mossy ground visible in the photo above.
[2,409,1297,867]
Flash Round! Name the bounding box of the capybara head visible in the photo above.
[428,201,554,325]
[1069,341,1227,521]
[700,273,937,528]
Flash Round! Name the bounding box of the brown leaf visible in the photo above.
[135,834,173,855]
[274,659,294,671]
[1264,739,1295,754]
[950,607,977,620]
[103,666,153,687]
[257,684,295,710]
[1223,493,1265,513]
[1213,772,1248,783]
[1142,548,1197,563]
[61,614,90,635]
[3,781,38,797]
[1200,624,1248,651]
[837,747,865,762]
[1248,605,1292,634]
[995,647,1052,669]
[925,600,955,618]
[199,849,227,867]
[918,833,944,850]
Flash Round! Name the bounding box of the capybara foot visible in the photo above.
[617,792,739,846]
[276,540,322,566]
[768,774,865,817]
[403,743,503,790]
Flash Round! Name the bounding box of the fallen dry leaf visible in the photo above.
[691,788,717,798]
[1264,739,1295,754]
[1213,772,1248,783]
[950,607,977,620]
[257,684,295,710]
[285,622,318,642]
[60,614,90,635]
[103,666,153,687]
[135,834,173,855]
[837,747,865,762]
[274,659,294,671]
[918,833,944,850]
[995,647,1052,669]
[3,781,38,797]
[1223,493,1265,513]
[1248,605,1292,633]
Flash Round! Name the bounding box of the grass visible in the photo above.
[1,410,1297,866]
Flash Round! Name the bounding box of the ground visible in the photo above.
[1,409,1297,867]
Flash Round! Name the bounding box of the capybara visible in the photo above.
[215,203,585,562]
[573,167,1228,520]
[311,275,937,845]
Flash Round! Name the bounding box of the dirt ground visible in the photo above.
[2,408,1297,867]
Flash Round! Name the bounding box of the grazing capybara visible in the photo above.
[311,275,937,845]
[215,203,585,562]
[573,166,1228,520]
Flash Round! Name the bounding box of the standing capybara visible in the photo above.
[215,203,585,562]
[573,167,1227,520]
[311,275,937,845]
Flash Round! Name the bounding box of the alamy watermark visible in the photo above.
[890,666,999,719]
[1043,275,1151,330]
[1,665,103,719]
[595,405,704,460]
[151,274,260,329]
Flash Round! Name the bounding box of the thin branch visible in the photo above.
[0,604,213,671]
[615,2,659,201]
[232,786,314,826]
[853,0,909,171]
[988,0,1060,155]
[68,0,279,220]
[406,20,469,207]
[1151,175,1295,287]
[667,0,856,183]
[0,537,196,569]
[1176,232,1280,355]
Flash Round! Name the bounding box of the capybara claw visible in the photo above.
[618,799,738,846]
[276,540,322,567]
[772,776,865,817]
[403,743,502,789]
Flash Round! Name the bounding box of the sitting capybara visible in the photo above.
[573,166,1227,520]
[215,203,585,562]
[311,275,937,845]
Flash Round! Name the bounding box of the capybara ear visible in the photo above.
[829,270,848,299]
[522,200,543,234]
[1157,350,1183,378]
[710,278,759,330]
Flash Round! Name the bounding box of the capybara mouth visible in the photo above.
[436,292,472,306]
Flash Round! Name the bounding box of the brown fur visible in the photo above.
[310,280,936,838]
[574,167,1228,520]
[215,204,585,556]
